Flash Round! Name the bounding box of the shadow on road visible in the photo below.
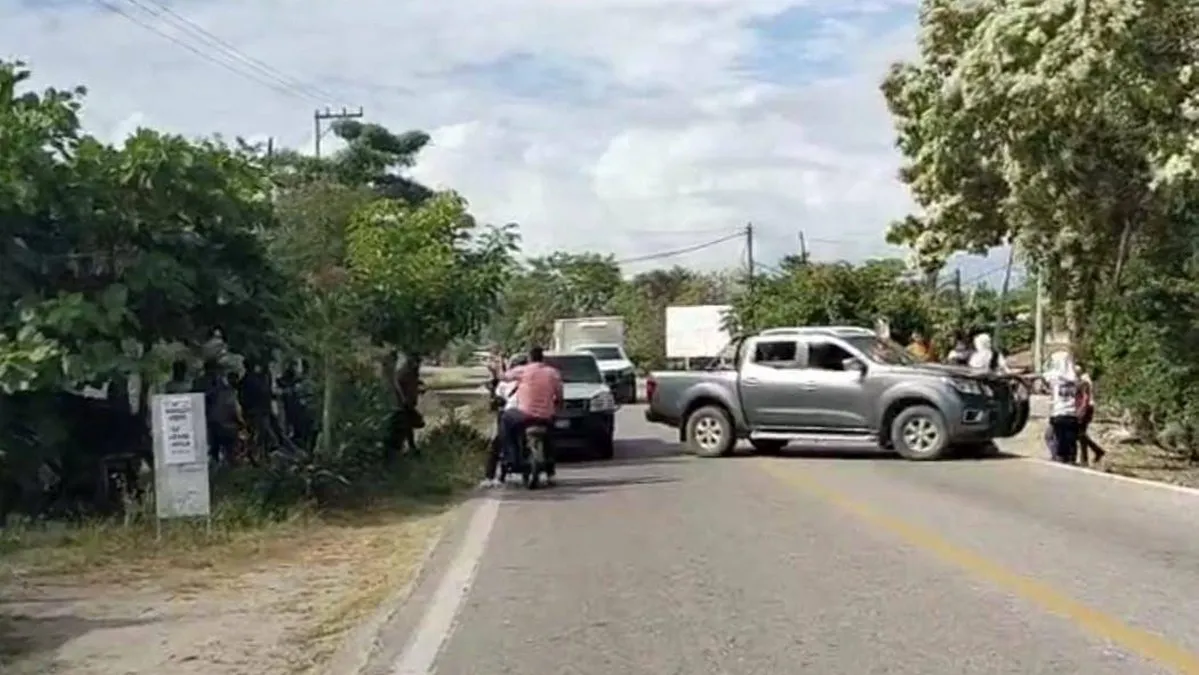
[761,442,1020,462]
[498,475,679,502]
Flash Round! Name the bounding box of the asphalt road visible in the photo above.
[367,405,1199,675]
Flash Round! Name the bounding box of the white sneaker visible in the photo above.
[478,479,495,489]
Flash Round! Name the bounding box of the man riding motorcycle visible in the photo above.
[498,346,562,487]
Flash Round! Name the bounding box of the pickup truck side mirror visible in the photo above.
[842,357,866,374]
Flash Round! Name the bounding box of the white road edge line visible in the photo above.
[390,494,501,675]
[1016,454,1199,497]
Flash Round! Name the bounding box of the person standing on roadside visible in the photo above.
[1043,350,1081,464]
[1075,360,1105,465]
[968,332,1009,373]
[164,359,192,394]
[193,358,241,464]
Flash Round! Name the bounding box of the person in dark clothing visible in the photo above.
[239,358,279,458]
[945,334,972,366]
[164,360,191,394]
[1075,361,1106,465]
[278,361,315,450]
[194,360,240,464]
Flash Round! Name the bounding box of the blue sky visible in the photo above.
[0,0,1015,282]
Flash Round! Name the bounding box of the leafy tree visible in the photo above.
[611,267,733,369]
[881,0,1199,338]
[271,121,433,204]
[345,192,518,403]
[488,253,623,352]
[1,60,289,514]
[729,259,936,342]
[0,61,285,393]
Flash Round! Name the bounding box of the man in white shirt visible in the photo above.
[1043,350,1081,463]
[967,333,1009,372]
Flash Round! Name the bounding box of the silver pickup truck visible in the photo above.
[644,326,1030,460]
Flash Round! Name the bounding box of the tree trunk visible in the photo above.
[319,348,335,456]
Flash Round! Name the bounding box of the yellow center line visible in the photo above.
[757,459,1199,674]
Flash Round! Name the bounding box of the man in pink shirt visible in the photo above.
[499,346,563,474]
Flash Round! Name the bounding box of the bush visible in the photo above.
[1088,263,1199,458]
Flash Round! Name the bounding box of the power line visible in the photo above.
[92,0,329,104]
[125,0,344,104]
[614,232,743,265]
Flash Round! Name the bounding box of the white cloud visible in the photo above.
[0,0,943,274]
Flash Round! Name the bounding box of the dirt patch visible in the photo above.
[0,506,453,675]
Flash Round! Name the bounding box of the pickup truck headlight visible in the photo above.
[948,378,983,396]
[590,390,617,412]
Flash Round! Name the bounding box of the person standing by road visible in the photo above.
[1044,350,1082,464]
[164,359,192,394]
[1075,360,1105,465]
[968,332,1009,373]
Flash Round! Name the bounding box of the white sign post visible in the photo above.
[151,393,211,537]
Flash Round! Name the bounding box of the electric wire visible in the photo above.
[613,232,743,265]
[93,0,329,104]
[127,0,344,104]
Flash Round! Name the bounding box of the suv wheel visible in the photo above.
[891,405,949,461]
[750,439,787,455]
[686,405,735,457]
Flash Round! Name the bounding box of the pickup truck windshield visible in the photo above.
[842,335,916,366]
[577,346,623,361]
[545,355,604,383]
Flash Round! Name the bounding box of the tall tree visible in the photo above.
[345,191,518,406]
[881,0,1199,338]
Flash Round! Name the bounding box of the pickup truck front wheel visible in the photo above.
[890,405,949,461]
[686,406,735,458]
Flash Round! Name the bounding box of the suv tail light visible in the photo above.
[645,376,657,402]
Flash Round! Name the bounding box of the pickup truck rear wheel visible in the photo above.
[686,406,735,457]
[891,405,949,461]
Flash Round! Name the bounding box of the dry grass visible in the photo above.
[1014,418,1199,489]
[1091,434,1199,489]
[0,500,454,675]
[0,401,492,674]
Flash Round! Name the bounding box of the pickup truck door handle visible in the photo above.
[743,377,761,385]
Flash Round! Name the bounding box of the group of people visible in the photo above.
[165,328,315,465]
[906,331,1010,373]
[480,346,565,488]
[905,327,1104,465]
[1042,350,1104,465]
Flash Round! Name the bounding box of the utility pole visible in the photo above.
[953,268,964,335]
[1033,268,1045,373]
[797,230,808,263]
[745,222,755,287]
[313,106,364,158]
[744,222,756,328]
[993,246,1016,352]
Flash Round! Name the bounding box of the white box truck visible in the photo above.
[552,316,637,403]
